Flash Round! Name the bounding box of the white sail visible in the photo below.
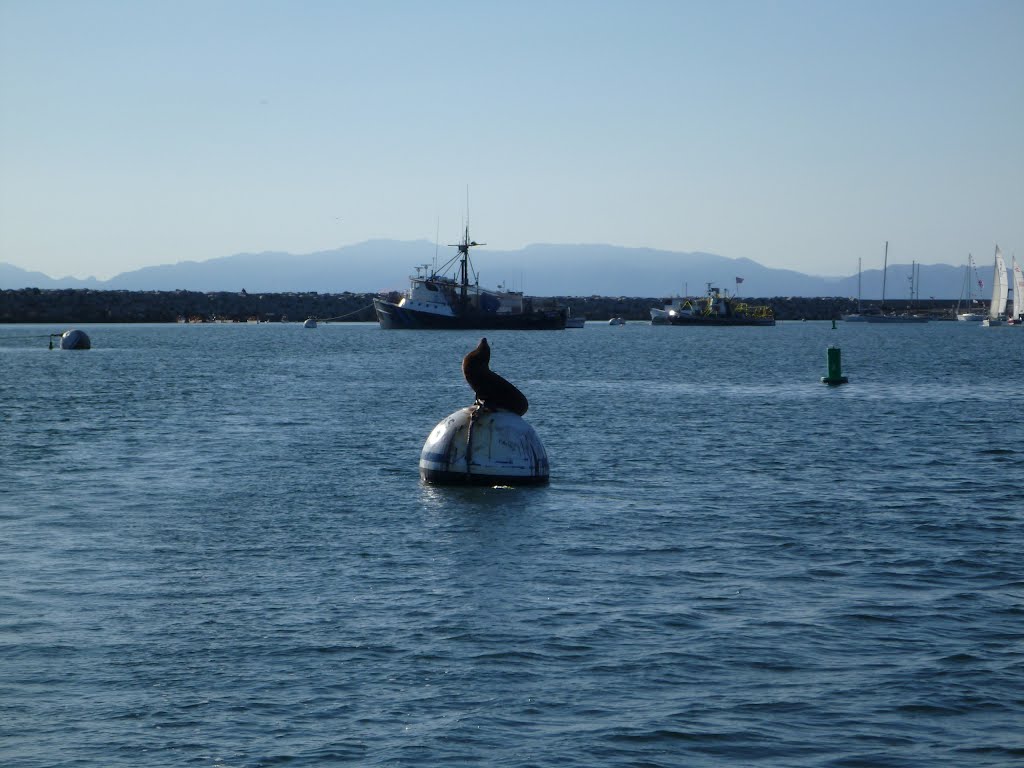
[989,246,1008,320]
[1013,256,1024,321]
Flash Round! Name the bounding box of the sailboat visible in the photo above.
[956,254,986,321]
[1009,256,1024,326]
[842,257,875,321]
[982,246,1008,327]
[864,241,928,323]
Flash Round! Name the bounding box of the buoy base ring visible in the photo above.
[420,467,549,486]
[821,376,849,386]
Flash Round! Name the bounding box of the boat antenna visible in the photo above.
[433,217,440,272]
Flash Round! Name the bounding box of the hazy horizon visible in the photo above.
[2,1,1021,280]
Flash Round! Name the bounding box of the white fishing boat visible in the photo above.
[982,246,1008,327]
[956,254,986,321]
[372,223,567,330]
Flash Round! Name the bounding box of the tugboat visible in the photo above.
[652,284,775,326]
[373,225,567,330]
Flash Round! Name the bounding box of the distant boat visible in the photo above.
[842,257,870,321]
[608,317,625,326]
[655,283,775,326]
[565,308,585,328]
[982,246,1008,327]
[864,242,929,323]
[303,317,317,329]
[372,224,566,330]
[1010,256,1024,325]
[651,296,693,324]
[957,254,986,321]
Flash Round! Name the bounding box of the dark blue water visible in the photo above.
[2,321,1022,767]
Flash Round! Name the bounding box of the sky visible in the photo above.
[1,0,1022,280]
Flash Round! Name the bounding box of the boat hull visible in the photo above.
[666,315,775,327]
[863,315,929,323]
[374,298,566,330]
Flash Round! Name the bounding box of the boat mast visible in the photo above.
[881,241,888,310]
[857,257,861,312]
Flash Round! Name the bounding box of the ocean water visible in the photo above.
[1,320,1022,767]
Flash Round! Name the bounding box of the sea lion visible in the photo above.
[462,337,529,416]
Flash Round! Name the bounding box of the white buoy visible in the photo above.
[59,329,91,350]
[420,406,549,486]
[303,317,317,328]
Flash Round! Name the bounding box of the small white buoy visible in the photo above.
[303,317,317,328]
[59,329,91,350]
[420,406,550,486]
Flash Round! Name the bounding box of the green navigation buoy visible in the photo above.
[821,345,848,385]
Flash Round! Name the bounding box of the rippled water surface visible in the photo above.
[2,321,1022,767]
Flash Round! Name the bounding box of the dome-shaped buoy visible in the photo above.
[420,406,549,486]
[303,317,317,328]
[421,337,549,485]
[59,329,91,350]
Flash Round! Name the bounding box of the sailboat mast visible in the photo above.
[857,258,862,312]
[881,241,888,308]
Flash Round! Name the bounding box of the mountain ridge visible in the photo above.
[0,240,990,299]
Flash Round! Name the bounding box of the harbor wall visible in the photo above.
[0,288,977,324]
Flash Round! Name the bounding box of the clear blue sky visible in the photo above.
[1,0,1021,279]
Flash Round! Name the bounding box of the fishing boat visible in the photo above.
[372,225,567,330]
[864,242,928,323]
[982,246,1008,327]
[656,283,775,326]
[651,296,691,324]
[956,254,986,321]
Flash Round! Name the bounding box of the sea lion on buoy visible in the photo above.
[462,337,529,416]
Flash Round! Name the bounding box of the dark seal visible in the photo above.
[462,337,529,416]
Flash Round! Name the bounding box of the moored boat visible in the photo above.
[654,284,775,326]
[373,225,567,330]
[956,254,986,321]
[1010,256,1024,325]
[982,246,1008,327]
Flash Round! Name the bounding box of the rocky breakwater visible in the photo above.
[0,289,380,323]
[0,289,962,324]
[557,295,958,322]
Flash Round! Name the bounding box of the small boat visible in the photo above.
[982,246,1008,327]
[654,283,775,326]
[372,224,567,330]
[608,317,625,326]
[303,317,318,329]
[565,309,585,328]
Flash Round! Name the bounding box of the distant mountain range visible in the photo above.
[0,240,991,300]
